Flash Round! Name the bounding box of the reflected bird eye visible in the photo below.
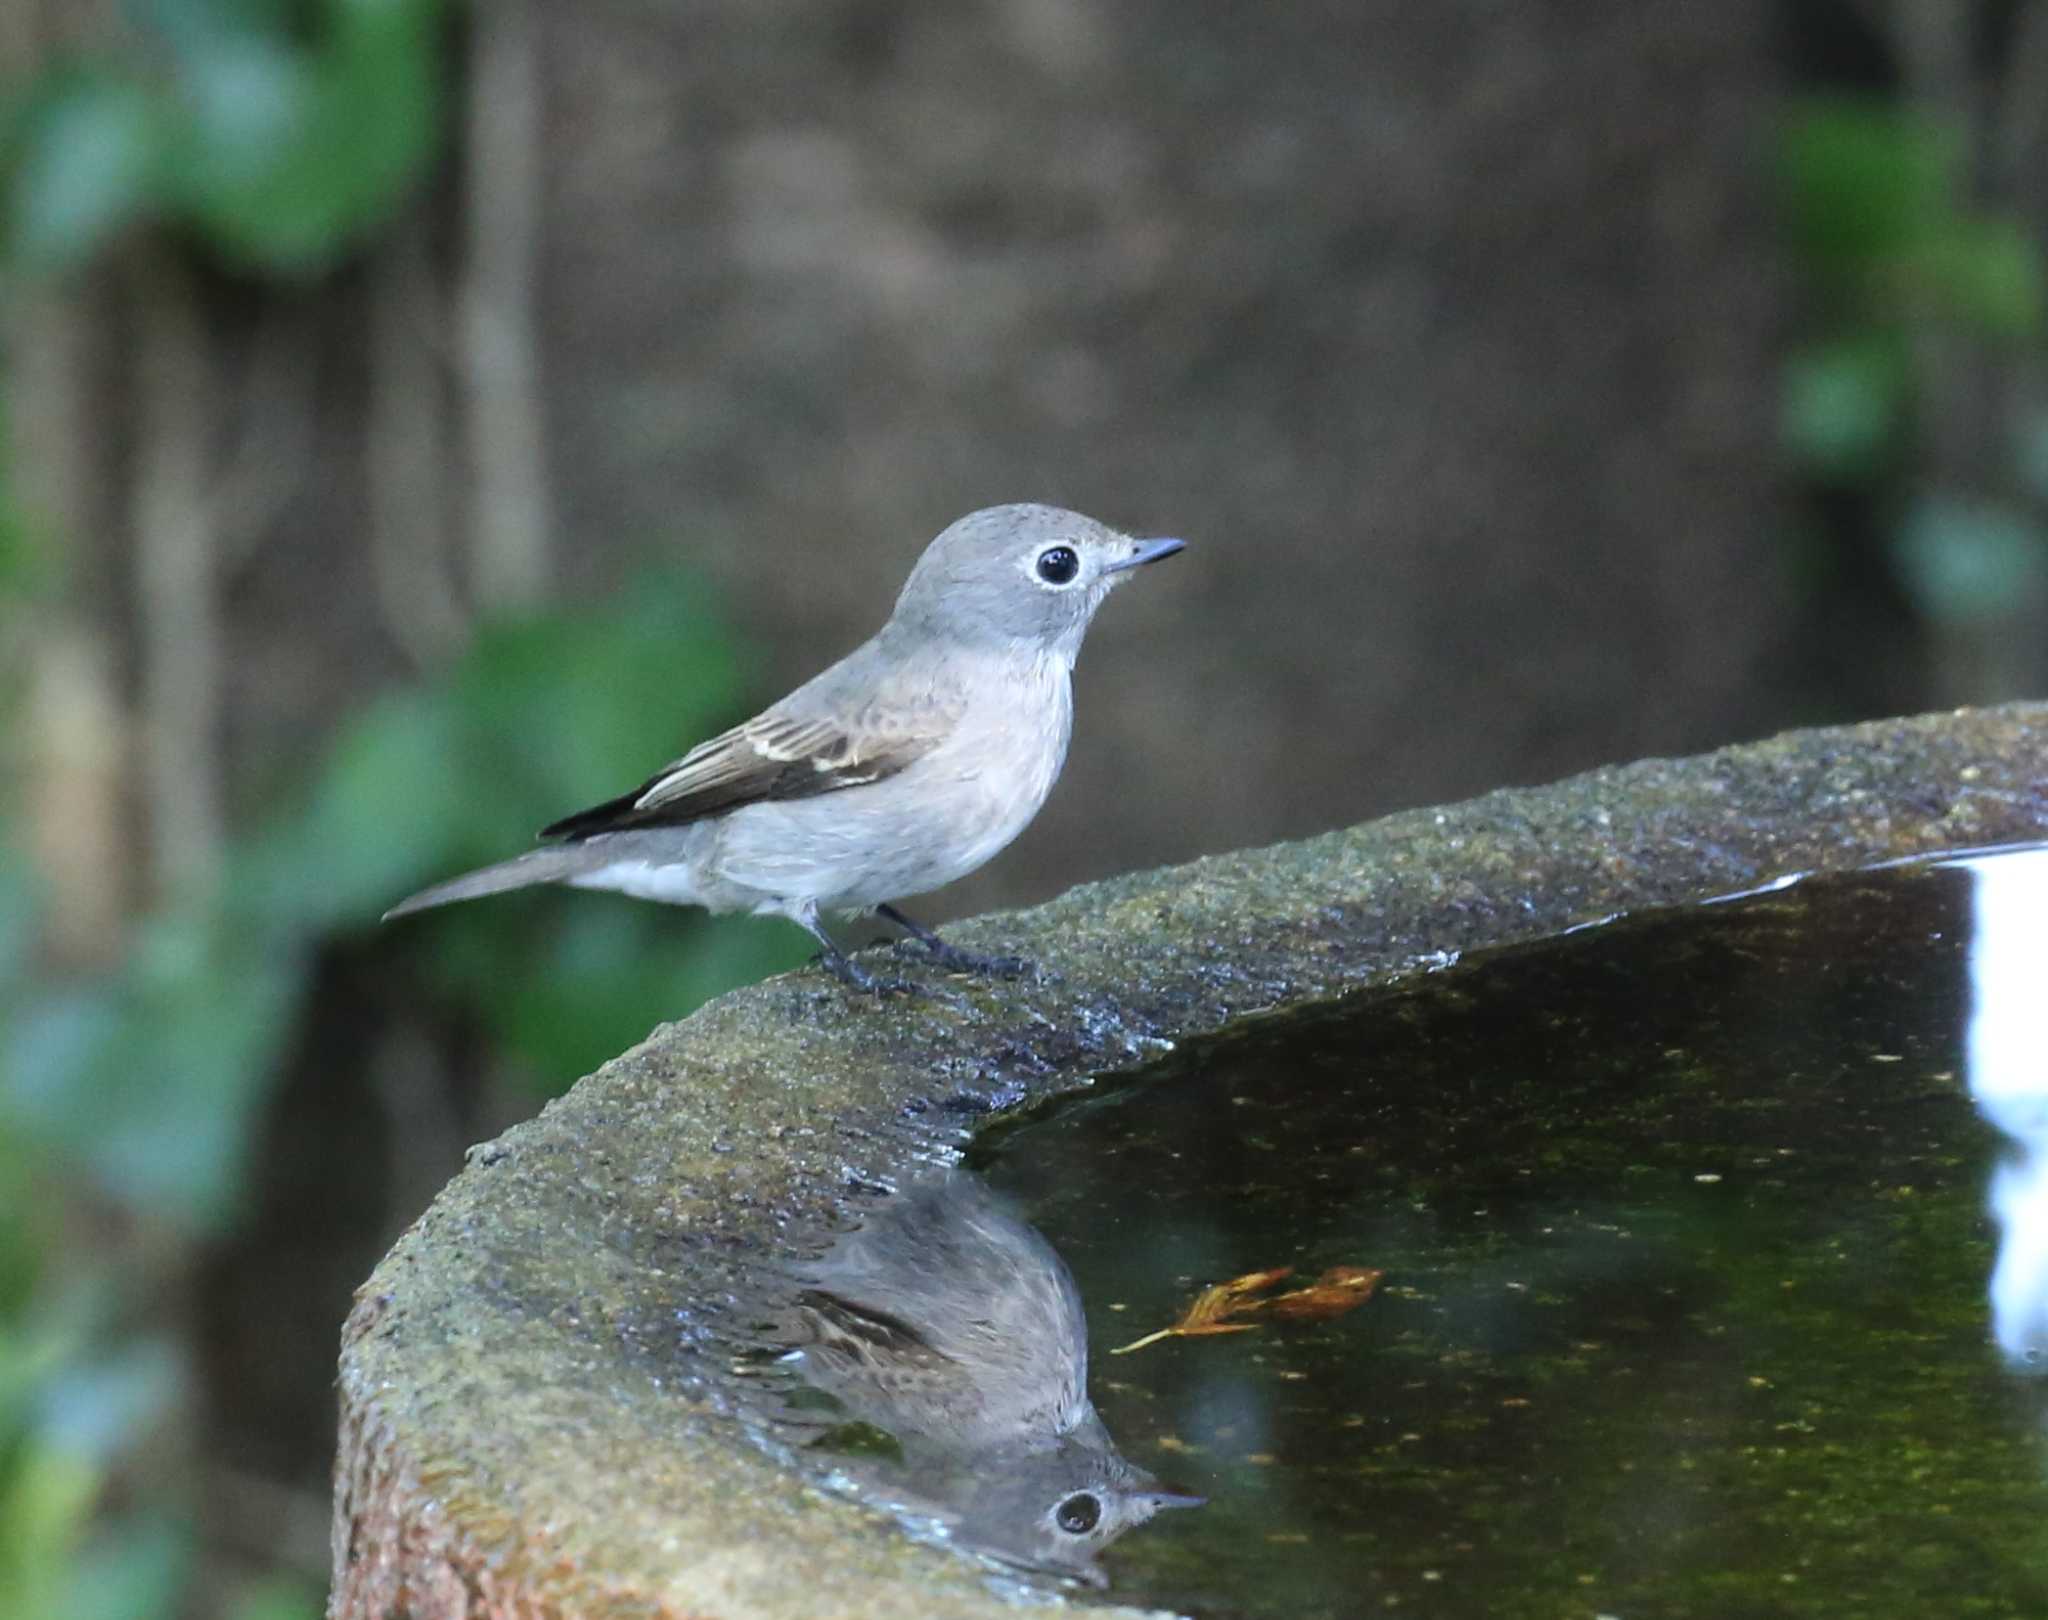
[1054,1492,1102,1533]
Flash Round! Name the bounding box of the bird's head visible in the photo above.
[891,504,1184,664]
[921,1422,1205,1586]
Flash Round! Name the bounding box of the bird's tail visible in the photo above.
[382,845,599,921]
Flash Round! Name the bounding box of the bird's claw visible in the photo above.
[892,939,1036,979]
[812,951,952,1000]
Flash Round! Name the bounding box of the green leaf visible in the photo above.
[0,1444,97,1620]
[131,0,307,64]
[0,441,45,602]
[0,1299,74,1433]
[1,917,300,1230]
[1893,494,2048,625]
[1779,97,2043,338]
[1780,337,1908,480]
[451,568,750,818]
[0,845,37,991]
[231,690,465,931]
[4,71,162,271]
[1779,100,1955,270]
[166,0,447,270]
[61,1513,192,1620]
[3,986,125,1134]
[1909,217,2046,337]
[376,566,783,1084]
[88,930,300,1228]
[228,1578,326,1620]
[178,36,315,191]
[0,1146,51,1319]
[234,567,749,941]
[35,1340,179,1465]
[430,900,806,1087]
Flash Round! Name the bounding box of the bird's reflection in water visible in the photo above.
[771,1172,1201,1585]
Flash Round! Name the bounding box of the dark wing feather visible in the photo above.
[540,685,958,842]
[795,1288,954,1365]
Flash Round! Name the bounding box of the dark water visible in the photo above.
[973,849,2048,1619]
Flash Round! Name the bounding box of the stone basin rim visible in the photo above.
[330,703,2048,1620]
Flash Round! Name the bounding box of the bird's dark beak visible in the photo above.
[1103,537,1186,574]
[1140,1488,1208,1512]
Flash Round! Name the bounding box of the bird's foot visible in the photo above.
[876,904,1034,979]
[894,938,1035,979]
[812,949,936,998]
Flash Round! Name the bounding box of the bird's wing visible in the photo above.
[540,660,962,841]
[796,1288,956,1366]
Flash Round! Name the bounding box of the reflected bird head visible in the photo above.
[780,1171,1203,1582]
[929,1419,1205,1586]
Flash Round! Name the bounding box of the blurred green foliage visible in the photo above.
[1,2,801,1611]
[1779,98,2048,634]
[1782,103,2041,336]
[0,561,802,1613]
[9,572,796,1229]
[0,524,208,1616]
[1,0,442,1600]
[4,0,447,273]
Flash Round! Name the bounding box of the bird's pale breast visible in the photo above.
[707,649,1073,914]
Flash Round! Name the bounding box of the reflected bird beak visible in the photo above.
[1142,1488,1208,1511]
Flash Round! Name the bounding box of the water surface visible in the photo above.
[977,850,2048,1618]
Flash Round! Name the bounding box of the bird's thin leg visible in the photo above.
[877,904,1032,978]
[795,904,930,996]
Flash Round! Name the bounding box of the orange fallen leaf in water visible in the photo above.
[1110,1264,1382,1355]
[1264,1265,1384,1320]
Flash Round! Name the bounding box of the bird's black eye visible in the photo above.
[1035,546,1080,585]
[1054,1492,1102,1534]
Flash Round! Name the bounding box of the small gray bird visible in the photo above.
[383,504,1183,990]
[783,1174,1203,1583]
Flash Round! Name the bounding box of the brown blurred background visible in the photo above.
[3,1,2046,1614]
[541,0,1786,894]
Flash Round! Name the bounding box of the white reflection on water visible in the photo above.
[1962,848,2048,1370]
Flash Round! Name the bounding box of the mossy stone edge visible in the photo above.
[331,703,2048,1620]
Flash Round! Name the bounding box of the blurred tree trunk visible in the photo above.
[462,0,551,610]
[1888,0,2048,700]
[129,247,226,901]
[6,0,129,967]
[369,210,468,666]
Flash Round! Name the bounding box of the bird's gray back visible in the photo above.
[796,1176,1091,1447]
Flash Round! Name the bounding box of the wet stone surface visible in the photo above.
[978,849,2048,1618]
